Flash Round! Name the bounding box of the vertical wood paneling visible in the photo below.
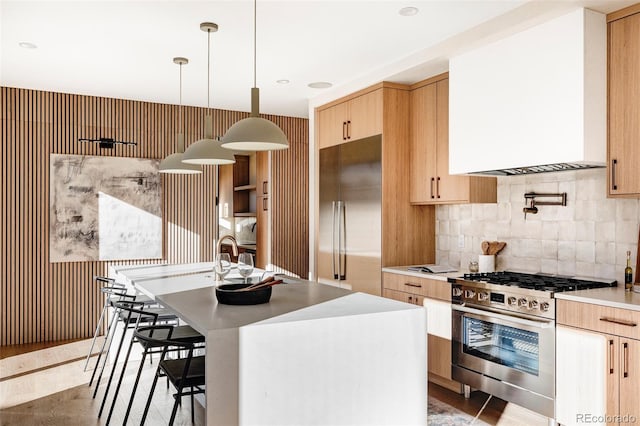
[268,114,310,279]
[1,87,308,346]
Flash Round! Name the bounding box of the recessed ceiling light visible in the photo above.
[18,41,37,49]
[308,82,333,89]
[399,6,419,17]
[276,79,290,84]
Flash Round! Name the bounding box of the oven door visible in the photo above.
[452,304,555,398]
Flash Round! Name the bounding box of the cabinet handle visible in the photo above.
[262,197,268,211]
[346,120,351,140]
[342,121,347,140]
[436,176,441,199]
[611,159,618,191]
[262,181,268,195]
[609,339,614,374]
[430,177,435,199]
[623,342,629,378]
[600,317,637,327]
[404,282,422,288]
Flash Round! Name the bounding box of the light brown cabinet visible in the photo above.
[409,74,496,204]
[316,89,383,149]
[557,299,640,425]
[382,272,461,392]
[608,7,640,197]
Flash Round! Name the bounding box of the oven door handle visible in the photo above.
[452,304,554,329]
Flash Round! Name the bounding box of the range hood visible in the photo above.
[448,8,606,176]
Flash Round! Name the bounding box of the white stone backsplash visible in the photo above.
[435,169,639,284]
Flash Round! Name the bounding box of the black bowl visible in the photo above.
[215,283,272,305]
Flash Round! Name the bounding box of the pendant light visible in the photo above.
[159,57,202,174]
[182,22,235,165]
[221,0,288,151]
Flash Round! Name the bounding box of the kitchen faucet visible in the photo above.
[217,235,239,257]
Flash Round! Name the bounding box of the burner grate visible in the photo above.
[462,271,616,292]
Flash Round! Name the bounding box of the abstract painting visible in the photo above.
[50,154,162,262]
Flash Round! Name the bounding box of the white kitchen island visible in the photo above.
[112,263,427,426]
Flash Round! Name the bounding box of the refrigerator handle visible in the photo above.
[332,201,338,279]
[339,201,346,280]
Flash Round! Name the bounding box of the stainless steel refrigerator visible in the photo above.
[318,136,381,296]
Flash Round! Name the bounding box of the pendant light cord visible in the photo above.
[253,0,257,88]
[207,28,211,109]
[179,61,183,134]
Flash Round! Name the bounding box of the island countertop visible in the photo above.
[112,262,428,426]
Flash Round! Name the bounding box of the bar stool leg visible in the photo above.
[84,297,109,372]
[89,305,120,387]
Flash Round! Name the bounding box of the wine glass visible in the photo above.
[237,252,254,284]
[214,253,232,283]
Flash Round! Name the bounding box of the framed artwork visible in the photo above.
[50,154,162,262]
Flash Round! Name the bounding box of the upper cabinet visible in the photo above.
[316,89,383,149]
[410,74,496,204]
[608,6,640,197]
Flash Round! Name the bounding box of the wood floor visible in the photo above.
[0,339,547,425]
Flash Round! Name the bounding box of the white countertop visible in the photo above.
[555,286,640,312]
[382,265,464,282]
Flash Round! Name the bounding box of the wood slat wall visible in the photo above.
[0,86,308,346]
[270,117,310,279]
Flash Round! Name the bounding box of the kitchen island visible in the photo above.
[111,263,427,425]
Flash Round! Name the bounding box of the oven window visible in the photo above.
[462,316,539,376]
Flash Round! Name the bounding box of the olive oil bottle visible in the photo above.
[625,250,633,291]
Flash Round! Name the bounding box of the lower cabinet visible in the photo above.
[556,300,640,426]
[382,272,461,392]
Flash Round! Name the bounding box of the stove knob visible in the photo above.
[452,287,463,297]
[464,289,476,299]
[507,296,517,306]
[529,300,539,310]
[540,302,550,312]
[518,298,528,307]
[477,291,489,301]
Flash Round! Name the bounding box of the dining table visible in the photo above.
[109,262,427,425]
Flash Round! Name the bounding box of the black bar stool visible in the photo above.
[105,312,204,425]
[91,300,178,405]
[136,325,206,426]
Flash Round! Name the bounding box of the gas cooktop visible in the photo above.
[460,271,617,293]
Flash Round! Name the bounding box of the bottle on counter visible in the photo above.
[625,250,633,292]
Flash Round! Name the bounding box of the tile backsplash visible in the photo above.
[435,169,639,284]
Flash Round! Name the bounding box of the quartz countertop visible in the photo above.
[382,265,464,282]
[555,286,640,312]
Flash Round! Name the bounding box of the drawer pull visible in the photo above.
[404,282,422,288]
[623,342,629,378]
[599,317,637,327]
[609,339,614,374]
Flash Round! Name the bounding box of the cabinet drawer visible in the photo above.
[383,272,450,301]
[557,299,640,340]
[383,289,424,306]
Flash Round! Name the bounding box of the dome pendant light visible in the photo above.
[182,22,235,165]
[221,0,288,151]
[159,57,202,174]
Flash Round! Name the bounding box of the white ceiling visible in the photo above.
[1,0,636,118]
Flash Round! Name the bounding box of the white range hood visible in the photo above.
[449,8,606,176]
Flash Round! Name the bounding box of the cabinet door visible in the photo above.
[317,102,348,149]
[348,89,383,141]
[619,338,640,423]
[608,12,640,196]
[256,152,269,198]
[410,83,437,203]
[434,79,469,203]
[556,326,613,426]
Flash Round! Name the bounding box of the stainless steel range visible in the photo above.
[451,271,616,419]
